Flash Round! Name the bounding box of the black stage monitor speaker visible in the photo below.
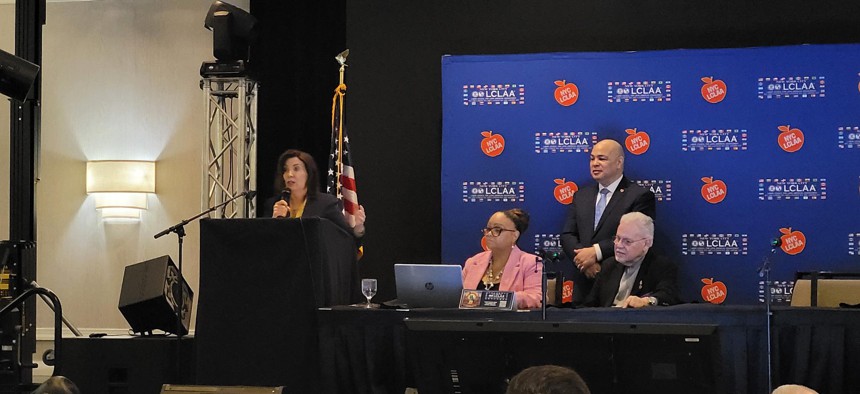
[119,255,193,335]
[161,385,284,393]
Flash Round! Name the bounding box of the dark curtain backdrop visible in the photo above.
[249,0,346,212]
[253,0,860,301]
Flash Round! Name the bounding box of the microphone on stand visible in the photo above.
[535,249,546,273]
[535,250,562,270]
[534,249,560,264]
[535,249,550,320]
[769,237,781,251]
[760,235,782,393]
[537,249,572,307]
[245,190,257,200]
[759,237,782,277]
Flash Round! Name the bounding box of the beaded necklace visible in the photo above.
[482,255,503,289]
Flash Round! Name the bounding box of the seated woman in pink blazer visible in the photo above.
[462,208,543,309]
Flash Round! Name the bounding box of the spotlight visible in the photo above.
[203,1,259,64]
[0,48,40,102]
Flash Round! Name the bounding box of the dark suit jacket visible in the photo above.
[583,249,680,307]
[559,176,656,303]
[263,193,357,241]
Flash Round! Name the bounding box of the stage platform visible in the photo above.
[59,305,859,393]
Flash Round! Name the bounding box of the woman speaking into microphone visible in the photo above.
[264,149,366,240]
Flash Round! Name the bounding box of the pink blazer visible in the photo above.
[462,245,543,309]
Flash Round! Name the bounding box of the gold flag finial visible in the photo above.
[335,49,349,66]
[336,49,349,85]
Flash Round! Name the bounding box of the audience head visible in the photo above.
[274,149,319,196]
[613,212,654,265]
[31,376,81,394]
[590,139,624,186]
[772,384,818,394]
[505,365,590,394]
[482,208,529,250]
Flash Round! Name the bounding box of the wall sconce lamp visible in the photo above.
[86,161,156,219]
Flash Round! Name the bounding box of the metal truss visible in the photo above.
[201,77,258,218]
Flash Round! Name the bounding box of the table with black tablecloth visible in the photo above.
[317,305,860,394]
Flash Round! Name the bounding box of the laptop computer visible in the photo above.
[394,264,464,308]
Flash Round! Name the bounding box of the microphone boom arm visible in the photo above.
[154,190,254,239]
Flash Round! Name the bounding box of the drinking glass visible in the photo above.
[361,278,378,308]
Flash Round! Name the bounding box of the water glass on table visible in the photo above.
[361,278,377,308]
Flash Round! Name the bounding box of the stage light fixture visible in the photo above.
[0,48,40,101]
[203,1,259,63]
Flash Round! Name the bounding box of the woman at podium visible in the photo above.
[462,208,542,309]
[265,149,366,240]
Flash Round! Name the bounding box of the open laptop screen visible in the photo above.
[394,264,463,308]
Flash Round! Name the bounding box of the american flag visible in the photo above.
[327,83,360,227]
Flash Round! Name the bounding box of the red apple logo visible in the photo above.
[700,177,727,204]
[701,278,727,304]
[554,80,579,106]
[561,280,574,304]
[701,77,727,103]
[779,227,806,255]
[553,178,578,205]
[777,125,804,153]
[480,131,505,157]
[624,128,650,155]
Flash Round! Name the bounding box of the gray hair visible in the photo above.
[619,212,653,239]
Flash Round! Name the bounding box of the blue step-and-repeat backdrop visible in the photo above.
[441,44,860,305]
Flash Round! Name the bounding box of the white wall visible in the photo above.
[0,6,12,241]
[2,0,249,334]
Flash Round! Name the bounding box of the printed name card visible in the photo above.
[459,289,516,311]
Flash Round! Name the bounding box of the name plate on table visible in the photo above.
[458,290,516,311]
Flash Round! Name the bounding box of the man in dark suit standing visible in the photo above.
[560,139,656,304]
[583,212,679,308]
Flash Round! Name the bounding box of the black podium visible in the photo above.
[195,218,359,390]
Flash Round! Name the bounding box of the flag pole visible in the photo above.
[334,50,349,190]
[337,49,348,85]
[330,50,363,254]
